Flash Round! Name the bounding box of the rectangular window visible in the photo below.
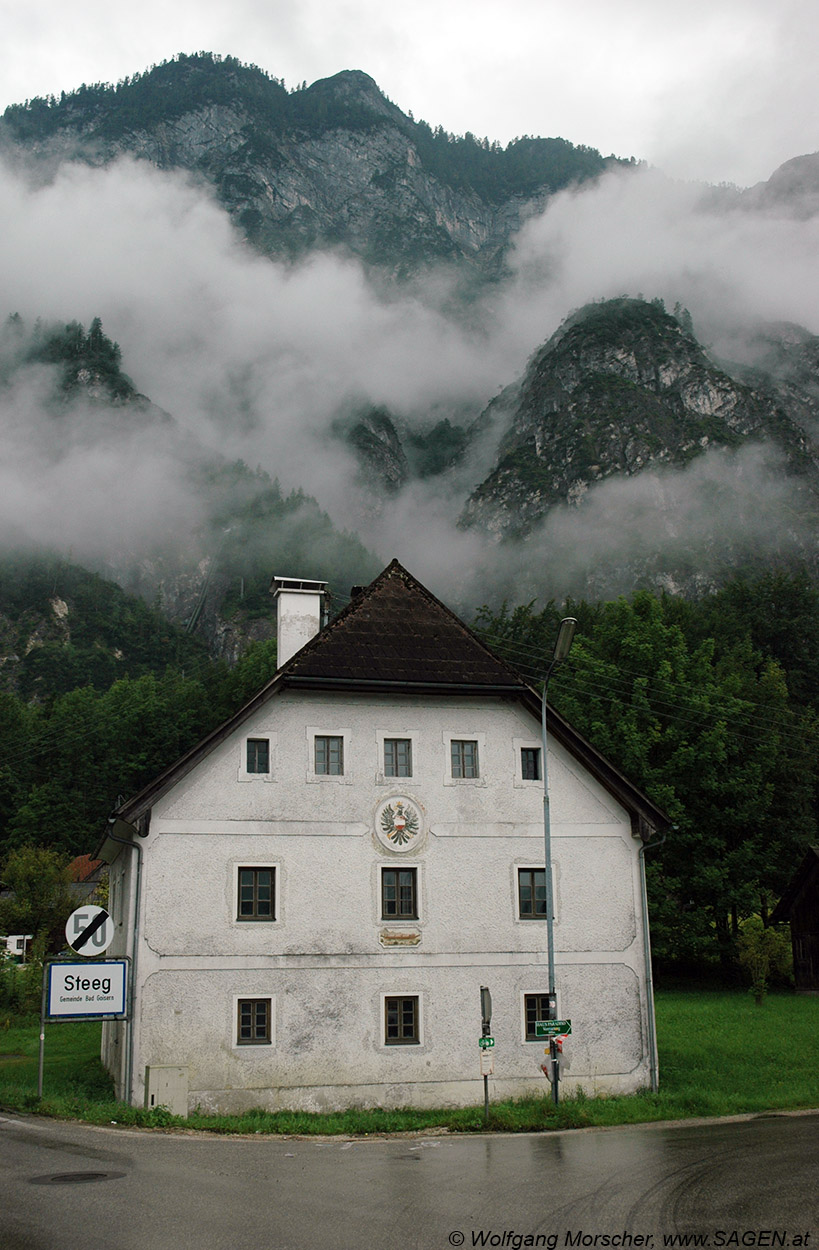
[381,868,418,919]
[384,995,419,1045]
[237,868,275,921]
[521,747,541,781]
[524,993,553,1041]
[246,738,270,774]
[237,998,271,1045]
[315,735,344,775]
[450,739,479,779]
[518,868,547,919]
[384,738,412,777]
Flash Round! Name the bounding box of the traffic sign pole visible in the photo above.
[480,985,492,1123]
[37,962,47,1100]
[535,1020,571,1105]
[38,958,130,1101]
[550,1036,559,1105]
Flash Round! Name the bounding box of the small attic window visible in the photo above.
[451,739,479,779]
[315,735,344,775]
[521,747,541,781]
[384,738,412,778]
[246,738,270,774]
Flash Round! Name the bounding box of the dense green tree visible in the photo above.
[0,693,40,843]
[0,845,74,953]
[475,584,819,970]
[0,640,285,860]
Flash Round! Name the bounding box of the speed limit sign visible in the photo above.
[65,906,115,956]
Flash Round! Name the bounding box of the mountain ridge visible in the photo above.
[0,51,631,274]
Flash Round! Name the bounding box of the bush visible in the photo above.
[736,917,793,1003]
[0,952,24,1012]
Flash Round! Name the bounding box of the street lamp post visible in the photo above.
[541,617,576,1106]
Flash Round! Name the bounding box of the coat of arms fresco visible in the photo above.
[374,797,424,852]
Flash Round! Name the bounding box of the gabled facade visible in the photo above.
[98,561,667,1114]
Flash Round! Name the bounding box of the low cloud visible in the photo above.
[0,152,817,611]
[499,165,819,355]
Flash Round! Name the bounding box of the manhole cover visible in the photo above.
[30,1171,126,1185]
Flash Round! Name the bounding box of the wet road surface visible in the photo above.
[1,1110,816,1250]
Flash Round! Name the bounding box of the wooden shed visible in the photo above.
[771,846,819,992]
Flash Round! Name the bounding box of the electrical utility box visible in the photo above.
[144,1065,189,1117]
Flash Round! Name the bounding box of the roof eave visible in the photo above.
[281,675,528,696]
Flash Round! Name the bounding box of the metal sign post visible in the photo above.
[536,1020,571,1101]
[480,985,493,1122]
[541,618,577,1109]
[37,963,48,1100]
[38,958,129,1101]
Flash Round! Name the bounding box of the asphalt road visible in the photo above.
[1,1110,816,1250]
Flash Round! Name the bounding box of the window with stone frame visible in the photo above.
[381,867,418,920]
[314,735,344,775]
[237,867,275,921]
[450,739,479,778]
[384,737,412,777]
[237,998,271,1045]
[517,868,547,919]
[524,993,552,1040]
[384,995,419,1045]
[520,747,541,781]
[246,738,270,773]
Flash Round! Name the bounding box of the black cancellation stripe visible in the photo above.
[73,911,108,952]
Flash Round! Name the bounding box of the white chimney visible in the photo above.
[270,576,327,668]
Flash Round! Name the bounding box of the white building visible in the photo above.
[98,561,667,1115]
[2,934,33,962]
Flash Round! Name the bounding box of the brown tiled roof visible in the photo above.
[68,854,103,883]
[105,558,669,839]
[284,560,526,689]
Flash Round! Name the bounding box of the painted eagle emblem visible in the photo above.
[380,800,420,845]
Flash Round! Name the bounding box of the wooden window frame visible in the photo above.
[314,734,344,776]
[384,737,412,778]
[381,867,419,920]
[246,737,270,774]
[237,867,276,922]
[450,739,479,779]
[524,992,552,1041]
[384,994,420,1045]
[517,867,547,919]
[520,747,541,781]
[237,997,272,1045]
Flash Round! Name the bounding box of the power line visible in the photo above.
[476,628,817,742]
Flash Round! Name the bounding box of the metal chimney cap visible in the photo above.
[269,576,328,595]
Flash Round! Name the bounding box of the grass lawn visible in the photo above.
[1,989,817,1135]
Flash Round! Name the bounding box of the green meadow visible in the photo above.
[1,989,817,1135]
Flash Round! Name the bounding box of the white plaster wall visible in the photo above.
[137,963,648,1114]
[118,691,653,1111]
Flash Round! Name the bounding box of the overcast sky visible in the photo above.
[2,0,817,187]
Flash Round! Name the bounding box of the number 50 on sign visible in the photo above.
[65,906,115,956]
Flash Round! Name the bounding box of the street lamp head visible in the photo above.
[553,617,577,663]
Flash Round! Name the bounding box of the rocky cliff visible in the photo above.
[460,299,819,555]
[1,52,626,275]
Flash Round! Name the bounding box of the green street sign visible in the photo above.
[535,1019,572,1038]
[478,1036,495,1049]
